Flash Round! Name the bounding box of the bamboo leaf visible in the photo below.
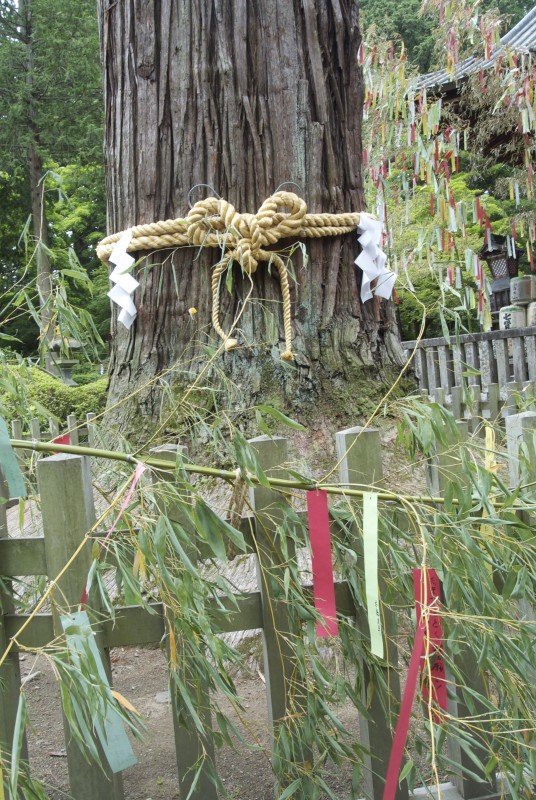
[9,693,27,797]
[194,499,246,559]
[256,404,306,430]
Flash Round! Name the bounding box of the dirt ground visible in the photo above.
[23,643,360,800]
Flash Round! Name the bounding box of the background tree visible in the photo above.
[98,0,405,436]
[0,0,105,358]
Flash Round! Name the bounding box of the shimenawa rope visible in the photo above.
[97,191,361,360]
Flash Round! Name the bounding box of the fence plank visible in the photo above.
[429,443,499,799]
[425,422,468,497]
[438,345,454,393]
[86,412,97,447]
[66,414,79,445]
[0,538,47,575]
[478,340,498,385]
[511,337,528,383]
[494,338,510,389]
[463,341,480,387]
[485,383,501,422]
[248,435,312,796]
[414,348,429,394]
[37,454,124,800]
[504,382,521,417]
[335,426,407,800]
[0,467,28,764]
[150,444,218,800]
[426,347,440,393]
[49,417,60,439]
[447,653,499,798]
[29,418,41,440]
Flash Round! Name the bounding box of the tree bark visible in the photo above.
[99,0,404,434]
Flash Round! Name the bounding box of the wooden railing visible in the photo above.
[0,425,515,800]
[403,326,536,421]
[10,412,98,447]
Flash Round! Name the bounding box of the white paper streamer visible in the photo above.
[355,213,396,303]
[363,492,383,659]
[107,229,138,330]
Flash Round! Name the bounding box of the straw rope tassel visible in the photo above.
[98,192,362,360]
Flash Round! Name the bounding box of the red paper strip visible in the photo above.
[413,568,447,721]
[306,490,338,638]
[383,623,426,800]
[52,434,70,453]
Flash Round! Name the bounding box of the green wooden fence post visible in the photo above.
[428,432,499,799]
[150,445,218,800]
[425,420,468,497]
[0,467,28,766]
[37,453,125,800]
[248,435,311,796]
[335,426,408,800]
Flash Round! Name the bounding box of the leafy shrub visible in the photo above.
[0,367,107,424]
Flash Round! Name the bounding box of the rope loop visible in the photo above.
[97,191,361,361]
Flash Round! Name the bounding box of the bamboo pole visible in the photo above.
[8,438,536,511]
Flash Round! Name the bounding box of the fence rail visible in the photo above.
[1,422,522,800]
[10,412,98,447]
[403,327,536,422]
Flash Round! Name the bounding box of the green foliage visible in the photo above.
[385,159,533,339]
[360,0,437,72]
[0,367,107,424]
[0,1,109,360]
[0,0,103,171]
[0,166,109,357]
[360,0,528,72]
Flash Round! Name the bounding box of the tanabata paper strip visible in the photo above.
[306,490,338,637]
[52,434,71,449]
[413,568,447,721]
[363,491,384,658]
[81,463,146,607]
[107,229,138,330]
[355,213,396,303]
[382,622,426,800]
[0,415,26,499]
[61,611,137,773]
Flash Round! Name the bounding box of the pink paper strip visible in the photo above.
[81,463,146,608]
[413,568,447,720]
[383,622,426,800]
[306,490,338,637]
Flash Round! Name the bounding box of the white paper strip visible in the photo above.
[355,213,396,303]
[108,229,138,330]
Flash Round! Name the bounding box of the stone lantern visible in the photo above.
[48,336,81,386]
[480,233,521,318]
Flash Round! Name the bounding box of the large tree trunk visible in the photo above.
[99,0,404,435]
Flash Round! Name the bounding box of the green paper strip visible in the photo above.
[61,611,137,774]
[363,492,384,659]
[0,416,26,499]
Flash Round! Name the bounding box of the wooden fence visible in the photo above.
[10,412,98,448]
[1,425,518,800]
[403,327,536,423]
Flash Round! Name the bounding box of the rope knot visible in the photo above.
[98,190,362,362]
[230,241,259,274]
